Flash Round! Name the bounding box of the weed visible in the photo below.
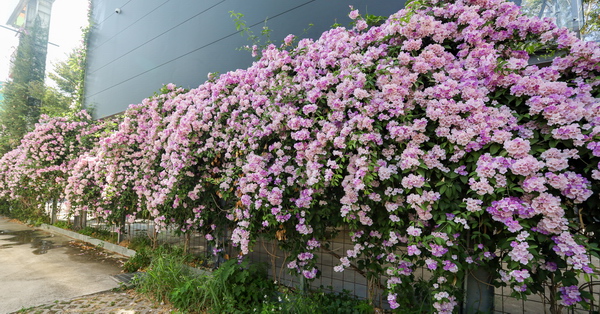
[123,246,152,272]
[128,235,153,251]
[52,220,72,229]
[135,246,197,303]
[135,249,275,313]
[261,286,373,314]
[78,226,117,243]
[206,258,276,313]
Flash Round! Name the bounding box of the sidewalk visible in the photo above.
[14,289,175,313]
[0,216,175,313]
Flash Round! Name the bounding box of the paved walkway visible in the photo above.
[0,217,175,313]
[0,217,127,312]
[14,289,175,313]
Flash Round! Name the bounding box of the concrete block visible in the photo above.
[40,224,136,257]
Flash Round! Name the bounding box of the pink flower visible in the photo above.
[407,226,422,236]
[510,269,530,283]
[560,285,582,306]
[407,245,421,256]
[283,34,295,46]
[401,174,425,189]
[504,138,530,158]
[348,8,359,20]
[464,198,483,212]
[509,241,533,264]
[510,156,544,176]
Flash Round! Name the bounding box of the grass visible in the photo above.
[43,223,384,313]
[134,249,276,313]
[52,220,71,229]
[133,247,374,313]
[77,226,118,243]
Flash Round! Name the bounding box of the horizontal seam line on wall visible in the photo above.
[93,0,172,51]
[88,0,226,74]
[96,0,135,26]
[86,0,316,99]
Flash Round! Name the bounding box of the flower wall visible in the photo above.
[2,0,600,311]
[0,111,102,213]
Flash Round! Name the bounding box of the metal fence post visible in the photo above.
[464,267,494,313]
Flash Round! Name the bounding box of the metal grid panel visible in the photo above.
[82,217,600,312]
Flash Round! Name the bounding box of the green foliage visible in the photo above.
[229,10,273,59]
[122,236,156,273]
[48,51,81,98]
[0,199,48,225]
[582,0,600,40]
[0,2,91,154]
[364,14,387,27]
[0,21,50,153]
[168,274,207,312]
[52,220,72,229]
[135,246,215,312]
[47,49,86,115]
[128,235,154,251]
[0,80,35,153]
[389,279,434,313]
[48,1,93,113]
[0,199,10,216]
[77,226,118,243]
[210,259,276,312]
[123,246,153,273]
[135,247,196,304]
[261,287,373,313]
[135,250,276,313]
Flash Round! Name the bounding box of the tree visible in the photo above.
[0,19,49,153]
[520,0,600,41]
[582,0,600,41]
[0,18,89,153]
[48,47,87,112]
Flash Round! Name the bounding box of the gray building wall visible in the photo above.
[84,0,405,119]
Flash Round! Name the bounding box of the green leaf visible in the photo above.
[489,144,501,155]
[440,185,448,195]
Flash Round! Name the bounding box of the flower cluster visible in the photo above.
[1,0,599,312]
[0,111,101,210]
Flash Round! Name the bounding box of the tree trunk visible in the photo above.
[51,198,57,224]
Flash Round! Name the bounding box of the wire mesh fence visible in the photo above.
[71,212,599,313]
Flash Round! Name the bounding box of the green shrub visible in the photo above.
[135,247,195,303]
[208,258,276,313]
[77,226,117,243]
[261,287,373,314]
[127,235,153,251]
[123,246,152,273]
[0,199,11,216]
[169,275,206,312]
[52,220,72,229]
[1,199,49,225]
[135,251,276,313]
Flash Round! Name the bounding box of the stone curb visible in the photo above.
[40,224,137,257]
[12,290,175,313]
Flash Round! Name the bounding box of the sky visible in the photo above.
[0,0,88,84]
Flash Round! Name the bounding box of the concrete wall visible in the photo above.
[84,0,405,119]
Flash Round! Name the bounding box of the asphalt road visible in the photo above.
[0,216,125,313]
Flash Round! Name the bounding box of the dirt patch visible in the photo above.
[65,240,127,268]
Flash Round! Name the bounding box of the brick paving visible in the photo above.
[13,289,175,314]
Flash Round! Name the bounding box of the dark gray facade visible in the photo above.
[84,0,405,119]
